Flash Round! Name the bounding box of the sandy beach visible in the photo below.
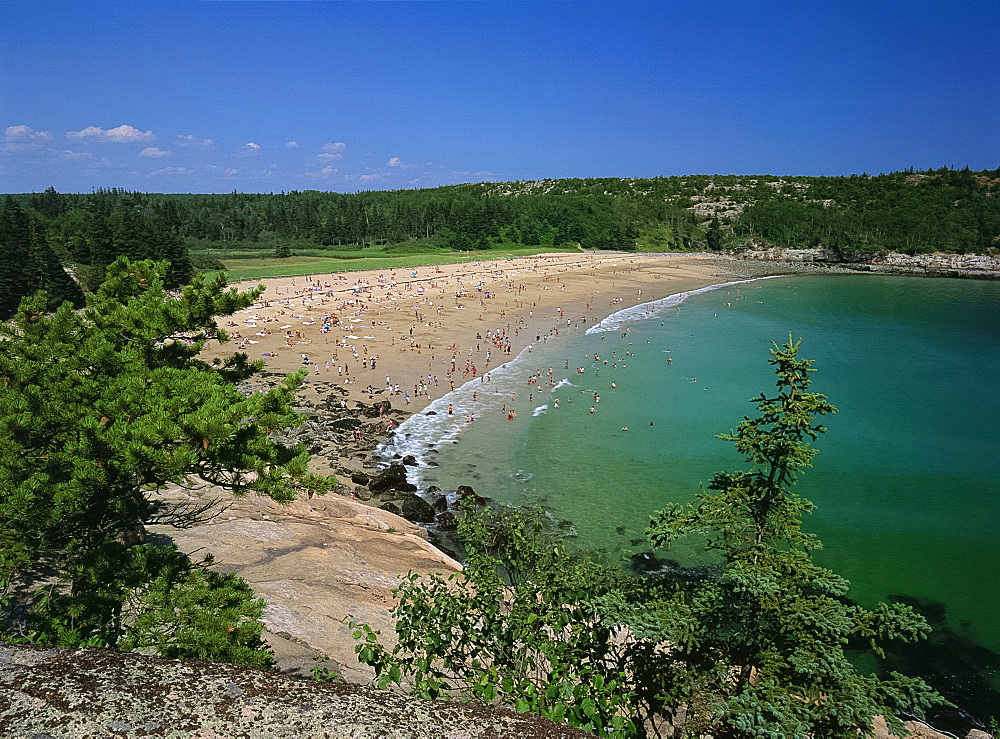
[203,252,744,420]
[180,253,766,676]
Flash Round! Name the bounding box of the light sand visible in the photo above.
[203,253,735,416]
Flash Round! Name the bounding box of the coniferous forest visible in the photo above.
[2,166,998,319]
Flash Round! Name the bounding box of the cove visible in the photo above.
[388,274,1000,726]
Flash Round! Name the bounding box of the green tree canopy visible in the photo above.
[1,258,328,665]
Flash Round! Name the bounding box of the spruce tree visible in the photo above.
[646,336,944,736]
[0,197,31,318]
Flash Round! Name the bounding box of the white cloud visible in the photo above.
[316,141,346,161]
[139,147,172,158]
[304,165,338,180]
[285,140,299,148]
[359,173,379,182]
[236,141,262,157]
[6,124,53,142]
[150,166,193,176]
[176,134,214,148]
[387,156,401,167]
[60,150,94,161]
[66,124,155,143]
[59,150,111,167]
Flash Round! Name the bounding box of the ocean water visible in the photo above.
[381,274,1000,724]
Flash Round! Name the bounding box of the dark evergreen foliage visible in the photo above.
[0,258,330,666]
[3,168,997,316]
[0,197,84,319]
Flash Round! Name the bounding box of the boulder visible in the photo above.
[350,471,370,486]
[368,463,416,494]
[400,493,436,523]
[436,511,458,531]
[432,495,449,512]
[456,485,489,506]
[379,502,401,516]
[401,455,418,466]
[354,487,372,502]
[328,416,361,431]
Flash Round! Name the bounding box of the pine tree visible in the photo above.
[1,258,330,665]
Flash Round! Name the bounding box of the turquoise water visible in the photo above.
[384,274,1000,722]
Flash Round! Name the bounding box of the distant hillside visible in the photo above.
[3,168,998,317]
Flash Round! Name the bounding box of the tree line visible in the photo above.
[2,166,997,319]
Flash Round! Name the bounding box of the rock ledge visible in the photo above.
[0,642,588,738]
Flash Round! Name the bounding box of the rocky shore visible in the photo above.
[253,375,475,557]
[727,246,1000,279]
[207,251,997,682]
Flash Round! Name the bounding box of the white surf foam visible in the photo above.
[585,276,782,335]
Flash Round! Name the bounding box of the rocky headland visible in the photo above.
[728,246,1000,279]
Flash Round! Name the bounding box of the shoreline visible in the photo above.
[204,253,744,429]
[186,254,1000,733]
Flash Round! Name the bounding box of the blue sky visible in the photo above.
[1,1,997,194]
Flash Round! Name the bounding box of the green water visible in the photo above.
[393,274,1000,722]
